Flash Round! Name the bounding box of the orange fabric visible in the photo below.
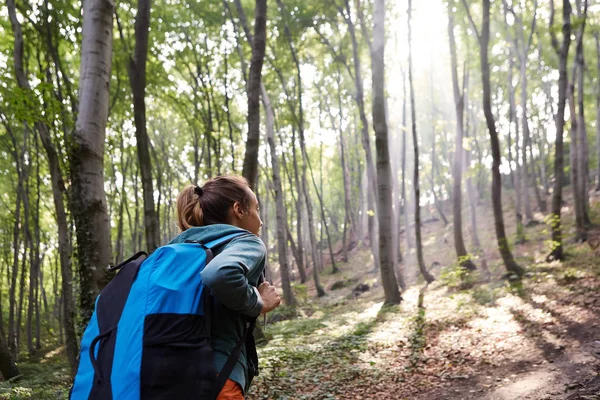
[216,379,244,400]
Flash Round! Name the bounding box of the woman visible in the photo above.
[172,175,282,399]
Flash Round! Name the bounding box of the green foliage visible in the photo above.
[0,358,70,400]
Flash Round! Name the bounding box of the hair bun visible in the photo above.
[194,185,204,197]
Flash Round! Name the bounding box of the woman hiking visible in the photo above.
[174,175,282,399]
[70,175,281,400]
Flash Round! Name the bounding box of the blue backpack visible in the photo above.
[70,231,258,400]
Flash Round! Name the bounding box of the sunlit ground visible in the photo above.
[248,188,600,400]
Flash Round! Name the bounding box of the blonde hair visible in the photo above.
[176,175,253,231]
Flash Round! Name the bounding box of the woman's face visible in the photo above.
[230,189,263,236]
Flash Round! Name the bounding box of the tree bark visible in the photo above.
[298,131,326,297]
[401,70,414,250]
[568,66,585,240]
[548,0,572,261]
[334,72,354,263]
[595,33,600,192]
[70,0,114,319]
[408,0,434,283]
[575,0,589,226]
[504,14,526,242]
[126,0,160,252]
[465,0,524,275]
[342,0,380,271]
[241,0,267,189]
[447,7,477,271]
[372,0,402,302]
[264,87,296,306]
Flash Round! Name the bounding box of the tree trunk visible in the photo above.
[71,0,114,319]
[595,33,600,192]
[548,0,572,261]
[447,7,477,271]
[520,56,533,223]
[343,0,380,271]
[276,0,339,275]
[372,0,403,303]
[127,0,160,252]
[568,68,586,241]
[430,138,449,226]
[241,0,267,189]
[264,85,296,306]
[0,333,21,381]
[7,159,22,359]
[465,86,489,276]
[575,0,589,226]
[334,73,354,262]
[408,0,434,283]
[291,134,307,283]
[473,0,524,275]
[401,70,414,250]
[506,29,525,243]
[298,132,326,296]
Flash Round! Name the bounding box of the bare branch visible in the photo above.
[460,0,481,41]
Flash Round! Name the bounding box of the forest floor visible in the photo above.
[1,190,599,399]
[247,190,600,400]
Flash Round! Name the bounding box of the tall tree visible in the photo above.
[408,0,434,283]
[462,0,524,276]
[341,0,380,271]
[574,0,589,227]
[71,0,115,318]
[547,0,572,261]
[125,0,160,252]
[372,0,402,303]
[595,32,600,192]
[400,69,414,250]
[447,4,477,271]
[241,0,268,189]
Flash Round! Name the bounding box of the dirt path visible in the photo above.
[417,271,600,400]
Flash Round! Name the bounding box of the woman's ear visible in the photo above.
[232,201,245,220]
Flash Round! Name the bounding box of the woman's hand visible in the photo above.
[258,282,281,314]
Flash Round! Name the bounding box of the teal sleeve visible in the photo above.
[200,235,265,317]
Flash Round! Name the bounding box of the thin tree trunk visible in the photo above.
[463,0,523,275]
[465,83,489,276]
[8,167,22,359]
[548,0,572,261]
[264,86,296,306]
[343,0,380,271]
[575,0,590,226]
[408,0,434,283]
[272,2,324,291]
[447,7,477,271]
[430,138,449,226]
[241,0,267,189]
[298,133,326,296]
[568,67,585,240]
[506,26,525,242]
[70,0,114,319]
[16,226,29,356]
[595,32,600,192]
[334,72,354,262]
[401,70,414,250]
[520,59,533,223]
[126,0,160,252]
[372,0,403,302]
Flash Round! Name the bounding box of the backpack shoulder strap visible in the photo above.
[186,231,250,264]
[212,318,257,399]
